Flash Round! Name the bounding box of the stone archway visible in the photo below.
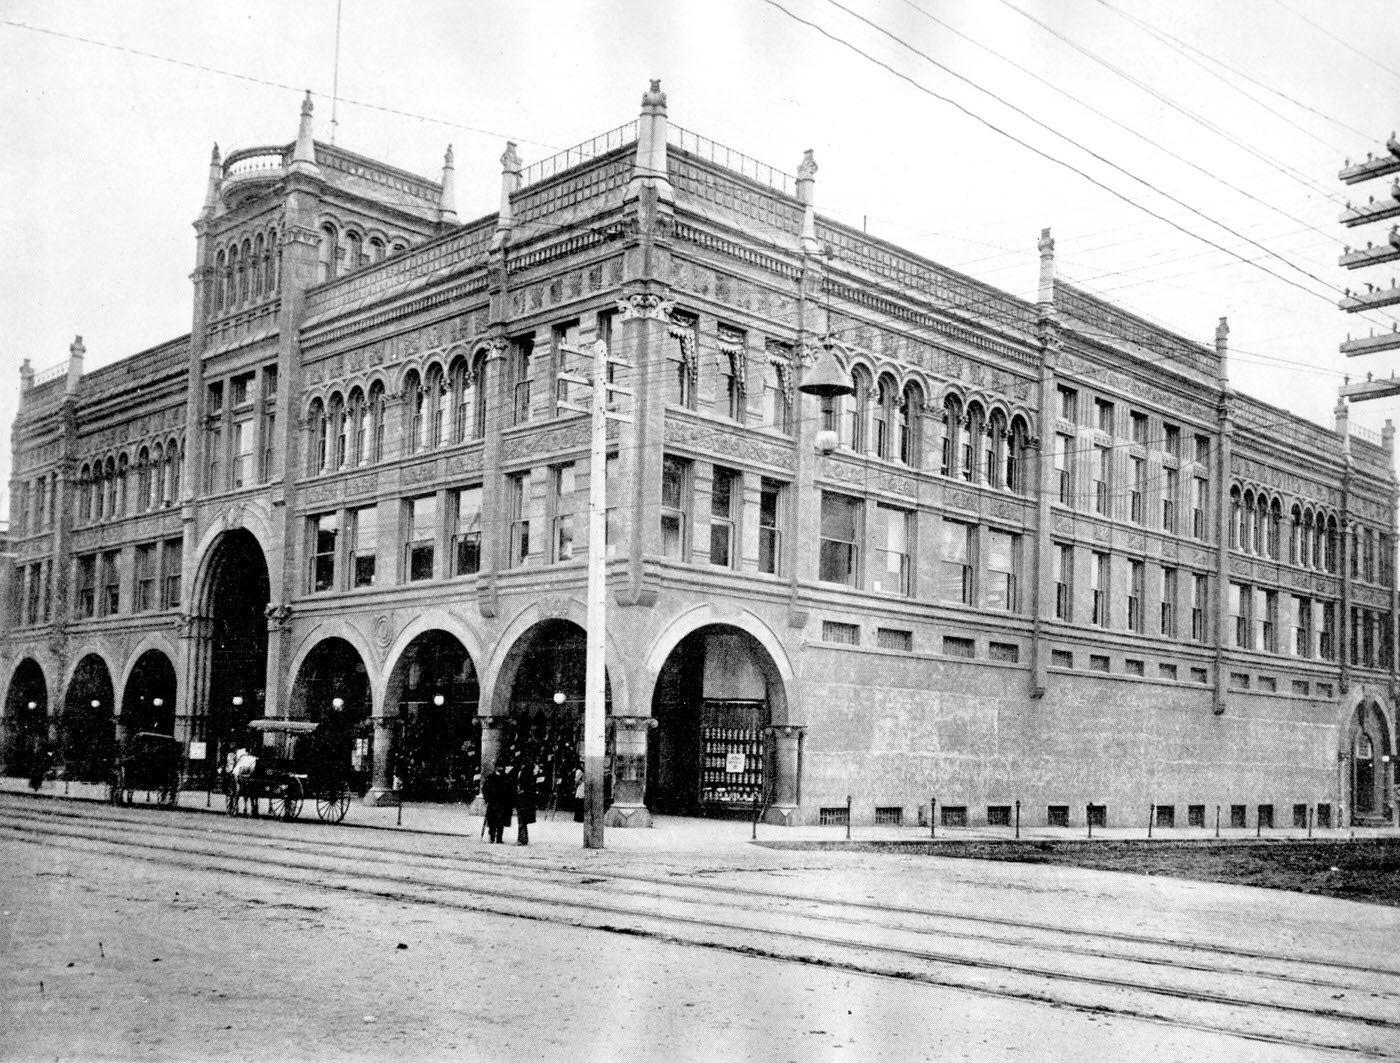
[1346,700,1394,825]
[2,658,49,777]
[288,637,372,793]
[120,650,177,739]
[383,630,481,802]
[61,653,116,783]
[648,625,788,818]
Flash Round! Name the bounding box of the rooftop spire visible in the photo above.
[1214,316,1230,390]
[625,79,674,203]
[796,149,820,255]
[437,144,458,225]
[492,141,522,251]
[200,143,223,219]
[1037,228,1055,306]
[290,91,319,176]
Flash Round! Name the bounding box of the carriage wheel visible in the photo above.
[271,777,303,821]
[316,787,352,824]
[158,774,178,808]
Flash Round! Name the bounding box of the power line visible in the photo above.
[1271,0,1400,89]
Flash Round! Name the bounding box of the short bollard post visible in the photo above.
[1014,799,1020,839]
[1087,804,1092,840]
[1215,805,1220,838]
[1256,810,1261,838]
[1148,804,1154,839]
[845,794,852,840]
[930,796,936,839]
[1308,806,1313,840]
[752,793,760,840]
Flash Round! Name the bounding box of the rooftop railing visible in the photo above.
[32,360,68,386]
[222,146,289,180]
[518,121,638,190]
[667,124,796,197]
[1351,422,1383,446]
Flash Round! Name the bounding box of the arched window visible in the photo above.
[1290,505,1302,564]
[264,229,277,294]
[252,234,265,299]
[308,399,326,474]
[873,375,896,459]
[346,231,363,272]
[239,239,252,304]
[941,395,962,478]
[136,447,151,512]
[1229,487,1242,549]
[165,438,181,504]
[115,453,129,517]
[78,464,92,522]
[149,443,163,510]
[318,224,338,283]
[847,367,871,452]
[348,388,366,466]
[1252,494,1267,555]
[1313,517,1325,570]
[404,370,424,453]
[900,383,923,466]
[225,243,239,309]
[214,250,227,312]
[369,237,385,263]
[450,357,471,444]
[986,411,1008,488]
[391,241,407,255]
[471,353,488,440]
[1325,515,1339,573]
[369,382,386,462]
[962,404,984,484]
[1268,499,1282,560]
[328,393,346,470]
[1007,416,1030,495]
[426,364,447,448]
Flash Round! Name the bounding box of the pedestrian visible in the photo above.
[28,741,53,792]
[482,764,515,843]
[517,764,537,846]
[572,764,585,823]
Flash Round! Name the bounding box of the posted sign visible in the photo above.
[725,752,746,774]
[188,741,207,761]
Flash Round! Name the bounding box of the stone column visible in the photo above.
[364,711,399,807]
[468,715,508,814]
[605,716,655,827]
[763,724,806,826]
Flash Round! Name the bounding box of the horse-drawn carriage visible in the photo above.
[108,731,181,807]
[226,718,355,823]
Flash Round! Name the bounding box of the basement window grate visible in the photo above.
[819,806,849,826]
[874,806,903,826]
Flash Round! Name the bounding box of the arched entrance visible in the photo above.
[650,626,785,816]
[384,631,480,802]
[2,659,49,777]
[197,530,271,769]
[495,619,611,813]
[1347,701,1393,825]
[288,638,372,793]
[120,650,177,738]
[62,654,115,783]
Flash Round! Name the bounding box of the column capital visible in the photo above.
[765,723,807,739]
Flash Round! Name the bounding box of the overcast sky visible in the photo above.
[4,0,1400,511]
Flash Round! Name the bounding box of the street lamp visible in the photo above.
[798,340,855,455]
[553,691,566,706]
[433,694,445,707]
[332,697,344,710]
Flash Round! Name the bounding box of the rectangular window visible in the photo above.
[350,507,377,588]
[1091,552,1109,626]
[22,564,38,626]
[877,628,913,652]
[819,493,862,586]
[1159,662,1178,681]
[758,479,783,575]
[507,473,530,568]
[661,457,689,560]
[134,543,157,612]
[230,372,252,408]
[552,463,576,563]
[1095,398,1114,434]
[821,620,859,645]
[552,320,582,413]
[1055,433,1073,506]
[939,519,973,605]
[1195,433,1211,465]
[1160,566,1177,637]
[1188,804,1205,828]
[1128,560,1144,633]
[1124,658,1144,676]
[1089,654,1110,672]
[207,380,223,415]
[988,641,1019,663]
[310,513,338,592]
[1192,573,1208,642]
[1129,457,1144,523]
[206,424,222,492]
[1051,649,1073,668]
[1054,543,1072,621]
[1260,589,1278,653]
[668,313,698,408]
[1057,385,1077,423]
[1130,410,1147,444]
[709,467,738,568]
[1190,666,1209,684]
[100,550,120,616]
[261,409,276,483]
[1092,446,1110,516]
[1162,467,1177,533]
[1229,582,1249,648]
[452,487,482,577]
[1320,601,1336,660]
[406,495,437,581]
[985,529,1018,612]
[231,419,253,489]
[605,454,621,558]
[1258,676,1277,692]
[161,538,182,609]
[942,636,975,658]
[1191,477,1207,540]
[1164,422,1180,458]
[510,336,534,425]
[872,505,911,596]
[717,324,745,422]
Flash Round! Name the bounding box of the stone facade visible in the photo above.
[3,84,1397,828]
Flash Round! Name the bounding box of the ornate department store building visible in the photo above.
[3,83,1396,829]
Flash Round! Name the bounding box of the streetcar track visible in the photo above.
[4,804,1398,1058]
[11,792,1395,988]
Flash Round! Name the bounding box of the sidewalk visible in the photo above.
[5,774,1394,853]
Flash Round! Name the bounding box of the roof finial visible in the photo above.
[437,144,458,226]
[796,150,820,254]
[290,91,319,176]
[626,78,674,204]
[200,142,223,218]
[1037,227,1055,306]
[492,141,522,251]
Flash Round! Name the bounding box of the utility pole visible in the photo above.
[558,338,631,848]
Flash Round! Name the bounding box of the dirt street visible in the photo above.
[2,822,1387,1063]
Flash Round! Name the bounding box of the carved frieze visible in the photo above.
[1231,455,1342,509]
[1056,351,1212,424]
[346,472,377,498]
[501,421,591,463]
[303,480,341,505]
[444,450,483,476]
[306,311,484,386]
[668,419,796,471]
[403,459,440,484]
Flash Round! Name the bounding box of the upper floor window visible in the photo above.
[666,313,698,410]
[510,337,535,425]
[1057,385,1077,423]
[760,345,792,435]
[872,505,911,597]
[709,467,738,568]
[1094,398,1114,434]
[551,463,576,563]
[405,495,437,581]
[758,479,783,575]
[717,325,746,423]
[938,519,973,605]
[310,513,338,593]
[986,529,1019,612]
[819,492,862,587]
[661,457,690,560]
[1130,411,1148,444]
[452,487,482,577]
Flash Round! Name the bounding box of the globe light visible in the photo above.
[152,698,163,708]
[553,691,567,705]
[332,697,344,710]
[433,694,445,707]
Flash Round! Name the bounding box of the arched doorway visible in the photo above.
[495,619,611,813]
[61,654,115,783]
[288,638,372,793]
[1347,701,1393,825]
[650,626,785,816]
[384,631,480,802]
[120,650,177,738]
[197,530,271,770]
[3,659,49,778]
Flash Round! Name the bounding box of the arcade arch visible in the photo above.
[61,653,115,782]
[383,630,481,801]
[287,637,372,793]
[120,650,177,738]
[1346,700,1394,825]
[2,658,49,777]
